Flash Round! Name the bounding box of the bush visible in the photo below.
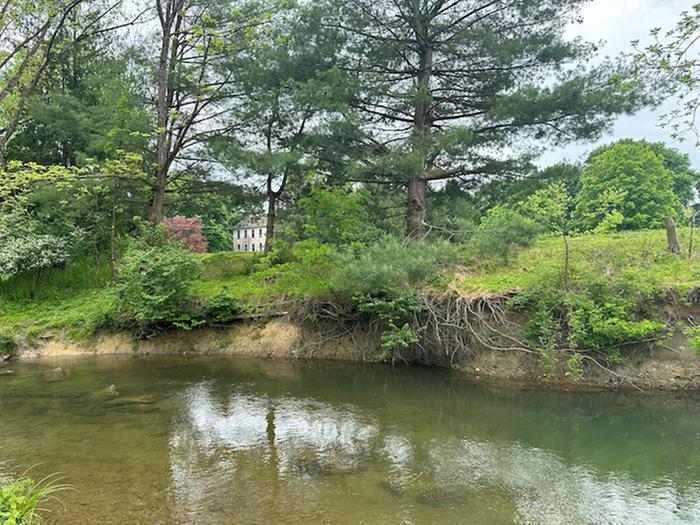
[0,212,86,281]
[162,216,208,253]
[0,475,61,525]
[513,275,664,371]
[331,237,456,299]
[253,240,338,298]
[357,293,424,361]
[0,330,17,356]
[205,289,240,324]
[471,206,539,262]
[115,241,203,332]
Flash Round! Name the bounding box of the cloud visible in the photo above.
[541,0,700,168]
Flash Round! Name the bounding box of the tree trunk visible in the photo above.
[149,1,180,225]
[406,177,426,238]
[149,166,168,224]
[665,216,682,254]
[406,5,432,239]
[265,192,276,255]
[110,206,118,282]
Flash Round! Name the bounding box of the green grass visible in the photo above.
[0,256,112,302]
[0,289,117,342]
[2,228,699,343]
[455,228,700,296]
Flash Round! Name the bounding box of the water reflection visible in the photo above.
[166,379,700,524]
[3,356,700,524]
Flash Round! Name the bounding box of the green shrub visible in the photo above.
[331,237,455,299]
[513,275,664,374]
[471,206,539,262]
[253,240,338,298]
[567,353,584,380]
[0,475,61,525]
[115,242,202,332]
[0,329,17,355]
[205,289,240,324]
[684,326,700,355]
[357,292,424,361]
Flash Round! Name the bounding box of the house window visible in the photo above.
[252,244,256,252]
[244,244,248,252]
[236,243,240,251]
[259,229,263,236]
[244,230,248,238]
[252,229,255,238]
[259,243,263,251]
[236,230,240,239]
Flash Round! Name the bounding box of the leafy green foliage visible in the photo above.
[588,140,700,206]
[295,187,377,246]
[0,474,61,525]
[0,329,17,356]
[205,289,240,324]
[513,274,664,373]
[0,224,74,281]
[567,353,584,381]
[684,326,700,356]
[470,163,582,216]
[521,184,574,235]
[115,237,203,333]
[576,142,680,231]
[357,293,423,361]
[471,207,539,263]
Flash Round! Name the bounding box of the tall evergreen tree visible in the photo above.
[214,2,352,252]
[328,0,648,237]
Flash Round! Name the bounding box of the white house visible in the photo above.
[233,215,267,253]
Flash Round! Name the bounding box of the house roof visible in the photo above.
[235,214,266,229]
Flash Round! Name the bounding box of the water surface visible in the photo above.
[1,356,700,524]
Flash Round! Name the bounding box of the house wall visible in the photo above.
[233,225,267,252]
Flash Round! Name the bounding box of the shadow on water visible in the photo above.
[1,355,700,524]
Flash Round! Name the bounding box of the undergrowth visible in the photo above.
[1,229,698,374]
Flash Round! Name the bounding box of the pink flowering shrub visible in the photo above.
[162,216,208,253]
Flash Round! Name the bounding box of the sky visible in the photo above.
[540,0,699,167]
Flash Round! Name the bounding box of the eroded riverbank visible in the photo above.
[10,314,700,393]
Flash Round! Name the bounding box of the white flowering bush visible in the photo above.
[0,233,71,280]
[0,212,84,280]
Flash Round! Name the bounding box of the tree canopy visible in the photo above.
[324,0,647,236]
[0,0,694,284]
[576,142,680,231]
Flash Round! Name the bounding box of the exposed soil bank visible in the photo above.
[10,316,700,393]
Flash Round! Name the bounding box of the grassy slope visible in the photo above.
[455,228,700,297]
[2,228,699,341]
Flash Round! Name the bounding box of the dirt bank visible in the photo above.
[10,315,700,393]
[15,319,368,362]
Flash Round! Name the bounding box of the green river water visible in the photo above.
[1,355,700,524]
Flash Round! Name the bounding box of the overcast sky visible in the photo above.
[540,0,698,167]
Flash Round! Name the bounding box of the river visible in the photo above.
[1,355,699,524]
